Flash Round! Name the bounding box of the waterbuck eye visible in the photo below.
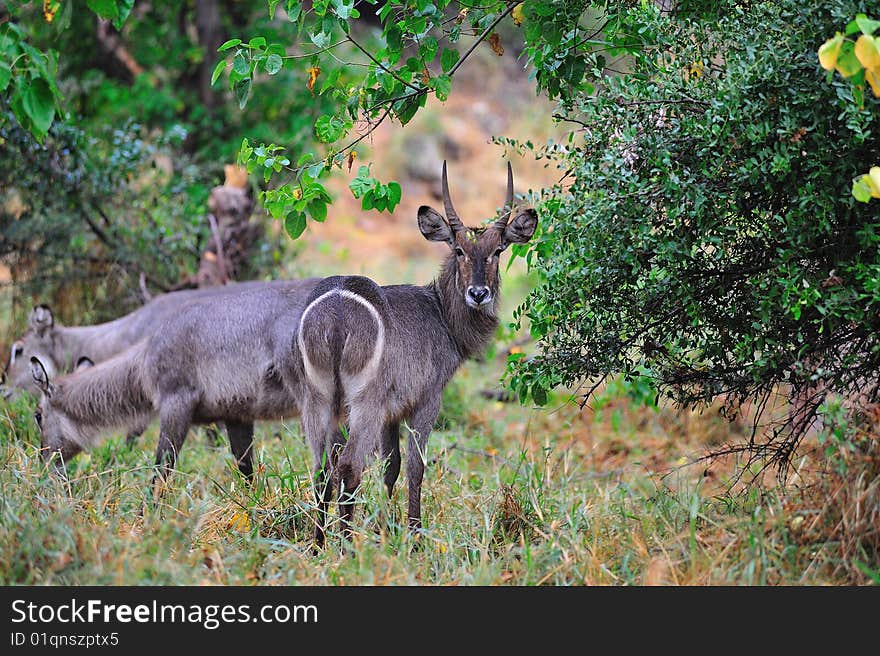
[454,247,465,258]
[34,410,42,427]
[493,247,503,257]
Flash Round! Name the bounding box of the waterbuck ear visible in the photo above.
[74,356,94,372]
[28,305,54,337]
[10,341,24,364]
[418,206,454,245]
[30,357,51,396]
[501,209,538,248]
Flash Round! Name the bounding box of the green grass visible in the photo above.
[0,356,865,586]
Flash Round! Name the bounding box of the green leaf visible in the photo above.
[86,0,118,21]
[218,38,242,52]
[856,14,880,36]
[265,53,283,75]
[333,0,354,20]
[394,94,424,125]
[113,0,134,29]
[284,211,307,239]
[234,77,251,109]
[419,36,439,62]
[531,384,548,406]
[232,53,250,76]
[210,60,226,86]
[349,167,376,198]
[835,41,863,77]
[249,36,268,50]
[268,0,282,20]
[307,199,328,222]
[311,31,332,48]
[431,74,451,101]
[853,175,873,203]
[21,78,55,137]
[286,1,302,22]
[0,62,10,93]
[314,115,345,143]
[440,48,459,73]
[386,181,402,210]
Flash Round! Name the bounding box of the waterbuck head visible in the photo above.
[30,356,83,469]
[2,305,58,400]
[418,161,537,311]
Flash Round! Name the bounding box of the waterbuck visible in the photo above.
[29,279,320,481]
[3,281,302,401]
[298,161,537,543]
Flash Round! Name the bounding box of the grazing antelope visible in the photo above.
[4,281,309,445]
[3,281,314,400]
[29,279,321,481]
[298,161,537,544]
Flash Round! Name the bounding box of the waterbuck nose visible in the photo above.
[467,286,490,305]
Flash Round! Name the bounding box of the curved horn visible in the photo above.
[495,161,514,230]
[441,161,465,232]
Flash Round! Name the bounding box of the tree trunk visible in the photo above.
[196,0,223,107]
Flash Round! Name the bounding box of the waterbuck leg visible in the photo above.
[226,420,255,482]
[406,397,441,532]
[337,407,384,542]
[151,393,196,501]
[303,399,339,548]
[381,421,401,497]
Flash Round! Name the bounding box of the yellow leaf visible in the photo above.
[818,34,844,71]
[306,66,321,96]
[42,0,60,23]
[869,167,880,198]
[512,3,525,26]
[867,68,880,97]
[488,33,504,57]
[855,34,880,72]
[456,8,469,24]
[347,150,357,172]
[227,511,251,532]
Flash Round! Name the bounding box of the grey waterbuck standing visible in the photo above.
[29,279,320,482]
[298,161,537,544]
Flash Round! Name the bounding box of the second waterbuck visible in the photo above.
[298,161,537,544]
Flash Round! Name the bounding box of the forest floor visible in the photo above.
[0,44,877,586]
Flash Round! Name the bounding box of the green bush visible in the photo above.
[508,0,880,468]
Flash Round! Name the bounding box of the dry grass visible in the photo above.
[1,360,877,586]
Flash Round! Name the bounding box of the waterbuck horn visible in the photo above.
[441,160,465,232]
[495,161,515,231]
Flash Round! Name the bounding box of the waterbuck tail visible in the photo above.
[298,276,387,413]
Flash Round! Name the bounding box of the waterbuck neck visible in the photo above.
[430,254,499,360]
[54,320,126,367]
[55,348,152,437]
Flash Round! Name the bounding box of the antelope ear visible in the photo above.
[10,341,24,365]
[418,206,454,245]
[29,305,54,337]
[501,209,538,248]
[74,356,94,372]
[30,357,52,396]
